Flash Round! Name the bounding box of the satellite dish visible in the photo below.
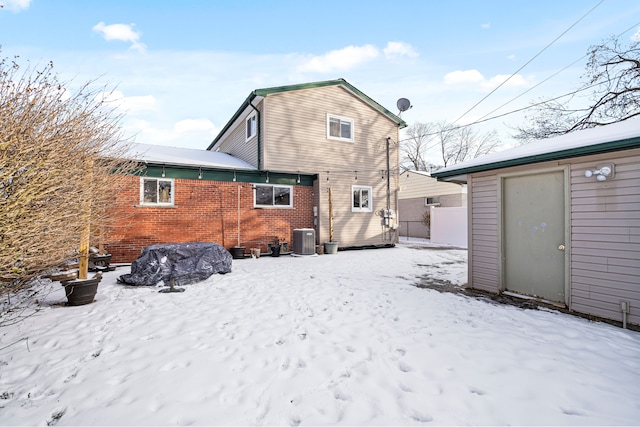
[397,98,412,113]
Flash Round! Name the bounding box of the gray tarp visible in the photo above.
[117,242,232,286]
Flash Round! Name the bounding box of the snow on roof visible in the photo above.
[126,143,256,170]
[433,118,640,181]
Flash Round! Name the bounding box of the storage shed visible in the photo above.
[432,119,640,327]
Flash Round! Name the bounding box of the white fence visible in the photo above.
[430,206,468,248]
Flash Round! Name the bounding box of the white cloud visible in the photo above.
[444,69,529,91]
[92,22,146,52]
[483,74,528,90]
[0,0,31,12]
[631,27,640,42]
[297,44,379,73]
[383,42,419,59]
[99,90,158,113]
[507,54,516,61]
[173,118,217,135]
[444,69,485,85]
[481,22,491,29]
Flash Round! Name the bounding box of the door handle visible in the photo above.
[558,244,565,251]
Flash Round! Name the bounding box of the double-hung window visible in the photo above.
[246,113,257,141]
[141,177,174,206]
[327,114,354,142]
[352,185,372,212]
[254,184,292,208]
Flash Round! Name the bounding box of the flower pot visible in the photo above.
[230,246,246,259]
[271,245,281,257]
[324,241,339,254]
[61,275,102,306]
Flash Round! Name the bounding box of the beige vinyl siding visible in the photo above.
[469,174,499,292]
[215,105,262,167]
[568,149,640,325]
[260,86,398,173]
[261,85,400,247]
[399,171,465,200]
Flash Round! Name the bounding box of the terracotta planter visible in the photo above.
[61,275,102,306]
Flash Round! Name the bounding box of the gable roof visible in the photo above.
[127,142,256,170]
[207,78,407,150]
[432,118,640,183]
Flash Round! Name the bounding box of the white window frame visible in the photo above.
[254,184,293,208]
[425,196,440,206]
[327,113,354,142]
[352,185,372,212]
[246,112,257,141]
[140,177,174,206]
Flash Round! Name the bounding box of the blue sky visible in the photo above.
[1,0,639,162]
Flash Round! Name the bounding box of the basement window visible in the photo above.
[254,184,292,208]
[352,185,372,212]
[425,197,440,206]
[140,177,174,206]
[327,114,354,142]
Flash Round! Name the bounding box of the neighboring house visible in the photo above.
[432,119,640,327]
[107,143,315,262]
[209,79,407,250]
[398,170,466,239]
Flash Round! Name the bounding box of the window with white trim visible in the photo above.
[246,113,257,141]
[352,185,372,212]
[141,177,174,206]
[327,114,354,142]
[425,197,440,206]
[254,184,292,208]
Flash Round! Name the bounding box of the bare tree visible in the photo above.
[515,36,640,142]
[401,122,436,171]
[401,120,501,169]
[0,55,138,324]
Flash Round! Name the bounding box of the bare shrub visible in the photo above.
[0,55,139,324]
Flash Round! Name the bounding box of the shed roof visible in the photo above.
[127,142,256,170]
[432,118,640,183]
[207,78,407,150]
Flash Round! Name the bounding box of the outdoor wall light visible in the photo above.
[584,163,615,181]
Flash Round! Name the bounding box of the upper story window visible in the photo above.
[254,184,293,208]
[141,177,174,206]
[327,114,354,142]
[246,113,257,141]
[352,185,372,212]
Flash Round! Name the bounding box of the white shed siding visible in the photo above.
[469,174,500,292]
[569,150,640,325]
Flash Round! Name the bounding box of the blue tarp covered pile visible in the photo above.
[117,242,232,286]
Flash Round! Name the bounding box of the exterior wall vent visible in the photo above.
[293,228,316,255]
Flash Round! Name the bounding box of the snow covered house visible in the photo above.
[208,79,407,251]
[107,143,316,262]
[432,119,640,327]
[106,79,406,261]
[398,170,466,239]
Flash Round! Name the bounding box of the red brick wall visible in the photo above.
[106,176,315,263]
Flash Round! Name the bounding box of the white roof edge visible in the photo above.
[434,118,640,175]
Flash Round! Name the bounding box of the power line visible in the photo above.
[450,0,605,126]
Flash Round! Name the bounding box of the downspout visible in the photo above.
[386,137,391,211]
[248,99,262,171]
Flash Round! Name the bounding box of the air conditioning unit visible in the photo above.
[293,228,316,255]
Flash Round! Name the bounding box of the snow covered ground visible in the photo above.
[1,241,639,426]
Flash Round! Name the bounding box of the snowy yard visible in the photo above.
[1,241,639,426]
